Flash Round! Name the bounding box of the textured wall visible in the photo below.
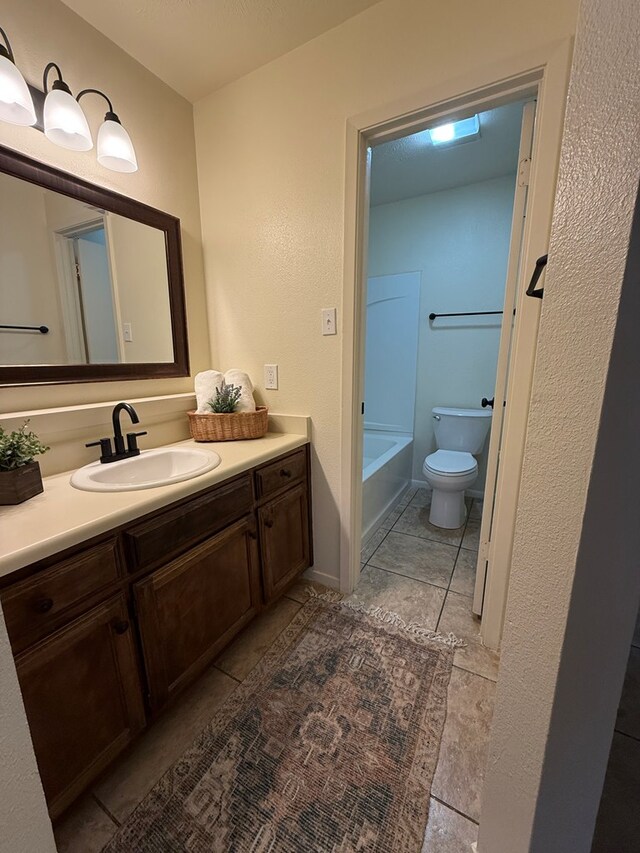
[0,615,56,852]
[0,0,211,418]
[478,0,640,849]
[368,175,515,486]
[194,0,580,584]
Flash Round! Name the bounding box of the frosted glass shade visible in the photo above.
[97,119,138,173]
[0,53,36,126]
[44,88,92,151]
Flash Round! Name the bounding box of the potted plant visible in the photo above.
[0,421,49,505]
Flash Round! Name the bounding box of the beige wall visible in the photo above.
[0,174,67,365]
[107,216,174,363]
[479,0,640,849]
[194,0,580,583]
[0,0,211,419]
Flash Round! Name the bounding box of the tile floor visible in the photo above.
[55,485,498,852]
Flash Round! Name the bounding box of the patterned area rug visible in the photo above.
[104,595,456,853]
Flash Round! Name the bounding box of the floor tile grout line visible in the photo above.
[430,794,480,827]
[613,728,640,743]
[91,793,122,828]
[212,663,242,683]
[366,559,455,592]
[452,663,498,684]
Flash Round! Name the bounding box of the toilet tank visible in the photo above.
[432,406,492,454]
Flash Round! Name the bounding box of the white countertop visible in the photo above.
[0,432,308,580]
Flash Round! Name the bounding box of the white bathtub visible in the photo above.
[362,430,413,539]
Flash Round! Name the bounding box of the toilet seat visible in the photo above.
[423,449,477,476]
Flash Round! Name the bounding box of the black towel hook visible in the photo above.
[526,254,548,299]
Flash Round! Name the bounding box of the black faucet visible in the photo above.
[86,402,148,464]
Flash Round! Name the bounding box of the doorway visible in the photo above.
[340,56,573,651]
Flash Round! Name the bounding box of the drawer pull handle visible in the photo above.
[112,619,130,635]
[264,518,274,528]
[34,597,54,614]
[280,469,292,478]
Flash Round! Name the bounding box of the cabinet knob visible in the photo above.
[280,469,292,478]
[112,618,130,635]
[248,528,257,540]
[264,518,274,528]
[33,597,53,614]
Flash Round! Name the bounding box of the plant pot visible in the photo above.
[0,461,44,505]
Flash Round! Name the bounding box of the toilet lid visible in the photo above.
[424,450,477,475]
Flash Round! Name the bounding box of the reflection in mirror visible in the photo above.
[0,170,174,367]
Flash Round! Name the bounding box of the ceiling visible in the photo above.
[370,101,526,206]
[60,0,382,102]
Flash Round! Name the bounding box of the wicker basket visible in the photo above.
[187,406,268,442]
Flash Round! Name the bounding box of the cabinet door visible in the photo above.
[259,483,311,602]
[134,517,260,712]
[15,595,145,819]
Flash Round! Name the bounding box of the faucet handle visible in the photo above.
[126,431,147,453]
[86,438,113,461]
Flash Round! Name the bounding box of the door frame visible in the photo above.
[340,40,573,648]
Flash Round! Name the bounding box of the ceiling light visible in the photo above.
[43,62,92,151]
[428,115,480,147]
[0,27,36,126]
[77,89,138,173]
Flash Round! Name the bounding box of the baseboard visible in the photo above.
[302,567,340,590]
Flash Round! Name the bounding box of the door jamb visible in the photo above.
[340,40,574,609]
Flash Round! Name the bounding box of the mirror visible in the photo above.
[0,145,189,385]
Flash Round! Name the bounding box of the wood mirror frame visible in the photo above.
[0,144,189,385]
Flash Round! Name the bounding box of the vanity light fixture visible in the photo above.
[0,25,138,173]
[43,62,92,151]
[0,26,36,126]
[77,88,138,173]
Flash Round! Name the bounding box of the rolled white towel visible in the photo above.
[224,369,256,413]
[195,369,224,413]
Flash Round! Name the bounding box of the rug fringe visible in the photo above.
[306,587,466,649]
[306,586,344,603]
[341,601,466,648]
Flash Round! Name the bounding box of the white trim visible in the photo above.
[340,39,574,617]
[472,99,537,617]
[304,568,341,590]
[480,40,574,649]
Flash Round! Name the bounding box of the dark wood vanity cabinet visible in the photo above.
[14,595,145,818]
[0,444,312,820]
[259,484,311,601]
[135,517,261,712]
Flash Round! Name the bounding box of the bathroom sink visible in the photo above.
[70,447,221,492]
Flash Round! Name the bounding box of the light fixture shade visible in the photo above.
[97,119,137,173]
[0,53,36,126]
[43,88,92,151]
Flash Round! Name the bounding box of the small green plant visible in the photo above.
[0,421,49,471]
[208,380,243,414]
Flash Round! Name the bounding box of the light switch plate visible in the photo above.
[264,364,278,390]
[123,323,132,342]
[321,308,337,335]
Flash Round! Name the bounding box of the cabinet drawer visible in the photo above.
[1,540,120,654]
[124,474,253,572]
[255,448,307,499]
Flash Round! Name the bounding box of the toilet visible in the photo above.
[422,406,492,529]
